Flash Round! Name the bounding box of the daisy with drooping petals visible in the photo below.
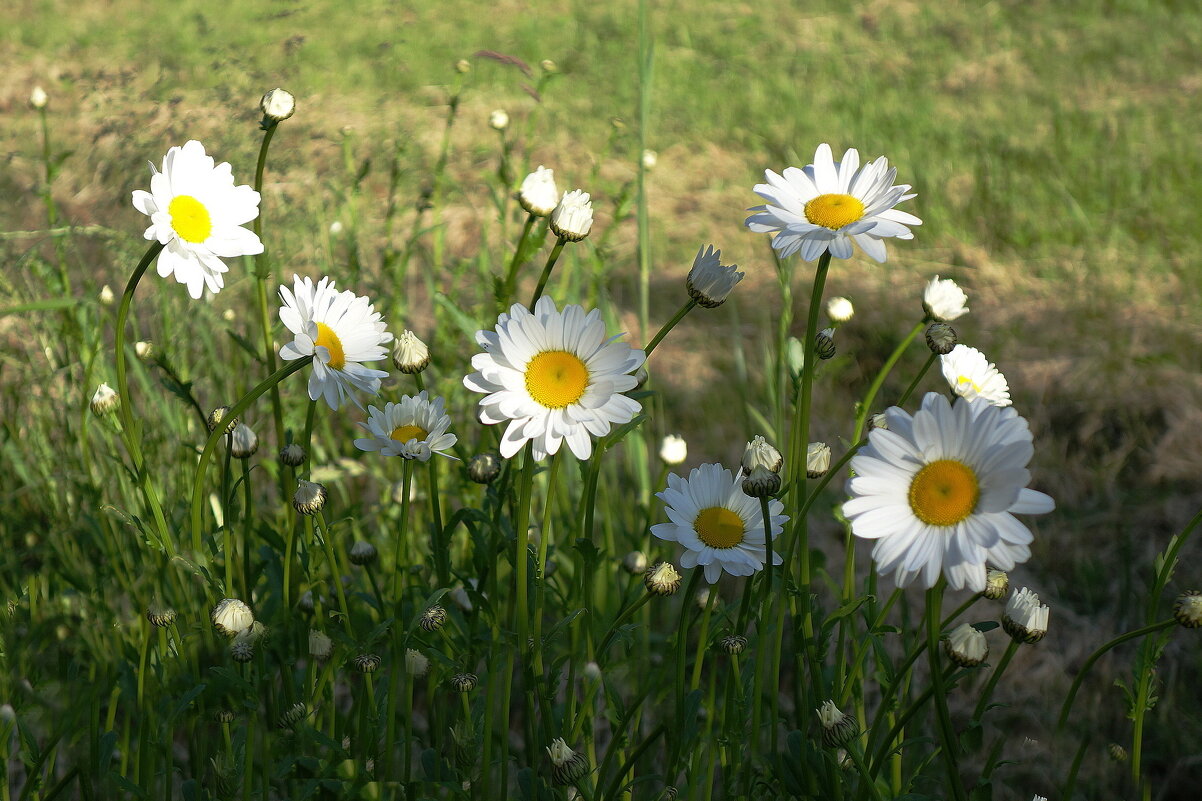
[278,275,392,410]
[651,463,787,584]
[841,392,1054,592]
[354,392,458,461]
[746,143,921,263]
[463,297,645,460]
[940,345,1011,407]
[132,140,263,298]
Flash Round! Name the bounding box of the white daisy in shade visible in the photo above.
[940,345,1011,407]
[463,297,645,460]
[131,140,263,299]
[746,143,921,263]
[278,275,392,411]
[354,392,458,462]
[651,463,787,583]
[841,392,1054,592]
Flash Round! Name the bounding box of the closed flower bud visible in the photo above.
[806,442,831,479]
[348,540,377,566]
[550,190,593,241]
[293,480,328,516]
[260,88,295,122]
[211,598,254,637]
[943,623,989,667]
[926,322,958,355]
[215,709,236,724]
[90,383,120,416]
[308,629,333,659]
[519,166,559,217]
[405,648,430,677]
[1108,743,1128,762]
[582,661,602,681]
[817,700,858,748]
[718,635,747,655]
[489,109,509,130]
[742,466,781,498]
[134,340,154,361]
[392,330,430,374]
[420,604,448,631]
[468,452,502,484]
[299,590,315,612]
[1173,589,1202,628]
[449,672,478,692]
[230,637,255,663]
[686,245,744,308]
[30,85,48,109]
[546,738,589,785]
[1002,587,1050,644]
[280,443,306,467]
[455,59,472,74]
[206,406,237,435]
[98,285,115,306]
[540,59,558,73]
[742,435,783,474]
[867,413,888,432]
[230,423,258,459]
[659,435,687,466]
[645,562,682,596]
[815,327,836,360]
[146,601,176,628]
[277,702,310,729]
[642,149,657,170]
[983,569,1009,600]
[353,653,382,674]
[622,551,648,575]
[923,275,969,322]
[826,296,854,323]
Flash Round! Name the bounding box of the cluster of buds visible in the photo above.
[741,435,783,498]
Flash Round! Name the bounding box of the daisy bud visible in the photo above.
[134,340,154,361]
[215,709,236,724]
[30,85,48,109]
[550,189,593,242]
[298,590,315,612]
[943,623,989,667]
[280,443,306,467]
[348,540,378,566]
[1031,796,1047,801]
[659,435,687,466]
[98,284,115,306]
[983,569,1009,600]
[826,296,854,323]
[645,561,682,596]
[230,637,255,663]
[222,308,236,322]
[582,661,602,681]
[659,788,678,801]
[815,327,836,360]
[742,435,783,474]
[642,149,658,170]
[277,702,310,729]
[468,452,502,484]
[816,700,859,748]
[718,635,747,656]
[449,672,478,692]
[391,330,430,374]
[405,648,430,677]
[540,59,558,73]
[695,587,711,611]
[260,88,296,123]
[518,166,559,217]
[230,423,258,459]
[1109,743,1128,762]
[489,109,509,130]
[450,586,474,613]
[686,245,744,308]
[206,406,237,436]
[1002,587,1050,644]
[90,383,120,416]
[742,466,781,498]
[353,653,382,674]
[293,480,328,516]
[867,412,888,432]
[923,275,969,322]
[622,551,648,575]
[329,220,344,236]
[309,629,333,659]
[1173,589,1202,628]
[546,738,589,785]
[785,336,805,378]
[926,322,958,355]
[455,58,472,73]
[806,442,832,479]
[146,601,176,628]
[211,598,254,637]
[419,604,448,632]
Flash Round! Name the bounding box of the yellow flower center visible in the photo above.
[956,375,982,393]
[803,193,865,230]
[314,322,346,370]
[908,459,980,527]
[390,424,428,443]
[167,195,213,243]
[525,350,590,409]
[694,506,746,549]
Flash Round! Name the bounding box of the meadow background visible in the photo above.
[3,0,1201,796]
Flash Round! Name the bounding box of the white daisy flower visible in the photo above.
[746,143,921,263]
[940,345,1011,407]
[651,463,787,584]
[131,140,263,299]
[278,275,392,410]
[354,392,458,462]
[463,296,645,460]
[841,392,1054,592]
[923,275,969,321]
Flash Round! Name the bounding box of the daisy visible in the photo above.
[463,296,644,460]
[745,143,921,263]
[651,463,787,584]
[940,345,1011,407]
[353,392,458,461]
[131,140,263,299]
[841,392,1054,592]
[278,275,392,410]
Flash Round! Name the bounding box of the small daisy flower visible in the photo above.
[1003,587,1051,643]
[841,392,1054,592]
[463,296,645,460]
[746,143,921,263]
[131,140,263,299]
[651,463,787,584]
[519,166,559,217]
[659,435,688,465]
[826,296,854,323]
[353,392,458,462]
[685,245,744,308]
[278,275,392,410]
[550,190,594,241]
[940,345,1011,407]
[923,275,969,322]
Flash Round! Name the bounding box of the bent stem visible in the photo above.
[642,298,697,360]
[925,584,966,801]
[501,213,538,305]
[529,236,567,309]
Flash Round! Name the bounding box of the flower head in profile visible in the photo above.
[842,392,1054,592]
[278,275,392,410]
[940,345,1011,407]
[550,189,594,241]
[463,297,645,460]
[519,166,559,217]
[686,245,744,308]
[746,143,921,263]
[132,140,263,299]
[923,275,969,322]
[652,463,787,583]
[354,391,458,462]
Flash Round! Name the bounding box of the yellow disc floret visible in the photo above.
[314,322,346,370]
[390,425,428,443]
[167,195,213,243]
[908,459,980,527]
[525,350,590,409]
[803,193,865,231]
[694,506,746,549]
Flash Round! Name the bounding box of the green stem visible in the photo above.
[971,639,1019,725]
[925,585,966,801]
[391,460,415,602]
[429,459,448,587]
[642,299,697,360]
[597,593,653,660]
[513,443,537,650]
[529,236,567,309]
[851,320,925,441]
[315,511,355,639]
[501,214,538,305]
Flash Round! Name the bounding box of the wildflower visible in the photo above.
[206,406,236,436]
[926,322,958,355]
[642,149,658,170]
[98,285,115,306]
[348,540,377,566]
[353,653,381,674]
[816,700,858,747]
[467,452,502,484]
[449,673,478,692]
[405,648,430,677]
[806,442,832,479]
[230,423,258,459]
[391,330,430,374]
[279,443,306,467]
[742,435,783,474]
[652,463,787,583]
[132,140,263,298]
[842,393,1054,591]
[923,275,969,322]
[719,635,748,655]
[1002,587,1051,643]
[549,190,593,241]
[983,569,1009,600]
[260,88,296,123]
[1173,589,1202,628]
[455,59,471,73]
[1109,743,1128,762]
[464,297,645,460]
[518,166,559,217]
[329,221,344,236]
[211,598,254,637]
[230,636,255,663]
[826,296,854,323]
[746,143,921,263]
[540,59,558,73]
[90,383,120,416]
[686,245,744,308]
[146,601,176,628]
[354,392,458,462]
[278,275,391,410]
[659,435,688,465]
[941,345,1011,407]
[815,327,836,360]
[546,738,589,785]
[277,702,310,729]
[419,605,448,632]
[583,661,602,681]
[943,623,989,667]
[489,109,509,130]
[645,562,682,595]
[742,466,780,498]
[134,341,154,361]
[30,86,48,109]
[293,480,328,516]
[214,709,236,724]
[308,630,333,659]
[622,551,648,575]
